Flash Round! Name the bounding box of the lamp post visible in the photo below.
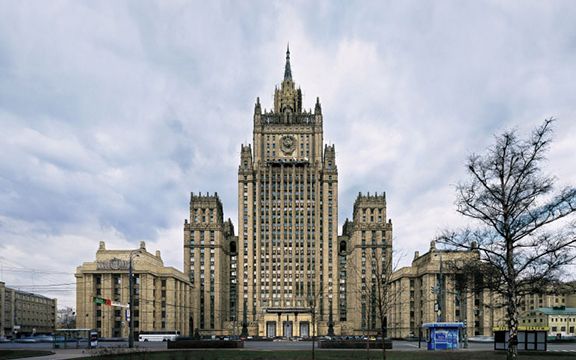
[449,290,469,349]
[438,252,443,322]
[128,250,141,348]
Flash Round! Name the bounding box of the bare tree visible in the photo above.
[438,119,576,360]
[448,259,501,347]
[368,248,398,360]
[349,240,401,360]
[306,285,326,360]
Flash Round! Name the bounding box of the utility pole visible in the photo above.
[463,288,468,349]
[128,250,141,348]
[129,254,134,348]
[233,301,236,339]
[438,252,443,322]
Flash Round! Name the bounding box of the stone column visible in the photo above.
[277,313,281,337]
[295,313,299,337]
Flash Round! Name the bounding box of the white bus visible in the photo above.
[138,330,180,342]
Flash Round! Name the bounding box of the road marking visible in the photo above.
[405,343,421,348]
[549,350,576,352]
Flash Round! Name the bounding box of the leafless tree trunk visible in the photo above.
[371,249,396,360]
[438,119,576,360]
[312,308,316,360]
[307,287,324,360]
[350,240,401,360]
[366,301,370,360]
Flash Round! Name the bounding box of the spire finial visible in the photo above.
[284,43,292,80]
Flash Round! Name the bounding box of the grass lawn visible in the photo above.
[0,349,54,359]
[80,349,576,360]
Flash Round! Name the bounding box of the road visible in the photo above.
[1,339,575,359]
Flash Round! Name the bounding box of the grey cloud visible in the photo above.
[1,1,576,307]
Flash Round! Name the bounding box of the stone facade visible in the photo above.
[184,48,393,337]
[0,281,57,338]
[183,193,235,334]
[519,287,576,313]
[339,194,392,336]
[76,241,191,338]
[519,306,576,337]
[389,242,506,338]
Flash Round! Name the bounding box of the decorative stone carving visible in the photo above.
[280,135,296,155]
[97,258,129,270]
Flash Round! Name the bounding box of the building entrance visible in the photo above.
[300,322,310,337]
[266,322,276,338]
[283,321,293,338]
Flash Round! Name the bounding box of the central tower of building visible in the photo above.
[236,46,338,337]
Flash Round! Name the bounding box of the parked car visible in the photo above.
[174,336,194,341]
[14,337,38,343]
[468,336,494,343]
[33,335,54,343]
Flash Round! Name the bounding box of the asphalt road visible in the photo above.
[2,339,576,354]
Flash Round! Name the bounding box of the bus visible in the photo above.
[138,330,180,342]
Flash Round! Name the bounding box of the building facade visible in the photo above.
[389,241,506,339]
[519,306,576,338]
[0,281,57,338]
[76,241,191,338]
[184,48,392,337]
[519,286,576,313]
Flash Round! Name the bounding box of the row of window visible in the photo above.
[14,294,53,304]
[548,317,576,322]
[266,141,311,149]
[190,231,215,238]
[244,229,334,236]
[551,326,574,332]
[243,174,334,181]
[253,181,329,188]
[266,135,311,141]
[361,230,387,238]
[266,150,311,157]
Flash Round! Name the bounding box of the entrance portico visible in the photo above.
[262,308,312,338]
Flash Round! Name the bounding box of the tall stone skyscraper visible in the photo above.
[184,47,392,337]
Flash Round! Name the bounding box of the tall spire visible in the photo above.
[284,43,292,80]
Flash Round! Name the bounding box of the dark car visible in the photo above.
[174,336,194,341]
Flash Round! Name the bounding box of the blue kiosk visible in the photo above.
[423,322,463,350]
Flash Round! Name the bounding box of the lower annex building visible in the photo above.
[1,281,57,338]
[76,241,191,337]
[389,241,506,339]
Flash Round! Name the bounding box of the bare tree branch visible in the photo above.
[436,119,576,360]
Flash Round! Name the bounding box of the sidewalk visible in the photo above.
[12,349,92,360]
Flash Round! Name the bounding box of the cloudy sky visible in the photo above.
[1,1,576,309]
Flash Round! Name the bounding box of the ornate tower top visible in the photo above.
[274,44,302,114]
[284,43,292,81]
[252,46,324,163]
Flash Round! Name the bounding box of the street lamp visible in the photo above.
[437,252,443,322]
[129,250,142,348]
